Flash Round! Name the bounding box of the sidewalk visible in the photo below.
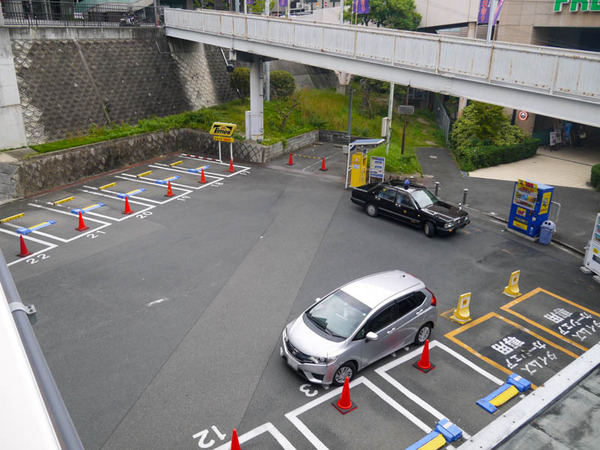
[416,147,600,253]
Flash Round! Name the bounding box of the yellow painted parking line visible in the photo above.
[99,182,117,190]
[169,160,183,167]
[53,196,75,205]
[293,153,321,160]
[0,213,24,223]
[445,312,579,388]
[501,287,600,352]
[136,170,152,178]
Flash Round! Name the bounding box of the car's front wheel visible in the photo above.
[423,221,436,238]
[414,323,432,345]
[365,203,379,217]
[333,362,357,385]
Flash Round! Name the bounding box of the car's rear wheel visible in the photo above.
[423,221,436,238]
[365,203,379,217]
[333,362,357,385]
[415,323,432,345]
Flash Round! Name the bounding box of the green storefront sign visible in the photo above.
[554,0,600,12]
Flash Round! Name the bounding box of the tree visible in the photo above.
[229,67,250,100]
[450,102,525,152]
[344,0,421,30]
[270,70,296,100]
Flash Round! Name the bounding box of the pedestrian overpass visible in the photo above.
[163,8,600,140]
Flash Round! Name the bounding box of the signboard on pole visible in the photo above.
[369,156,385,182]
[209,122,236,137]
[214,136,234,143]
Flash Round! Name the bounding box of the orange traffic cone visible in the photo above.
[229,158,235,173]
[200,168,207,184]
[332,377,357,414]
[413,339,435,373]
[319,157,328,171]
[18,236,32,257]
[230,429,241,450]
[75,211,89,231]
[165,181,174,197]
[287,152,294,166]
[123,196,133,215]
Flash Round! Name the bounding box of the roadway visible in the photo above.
[1,145,599,449]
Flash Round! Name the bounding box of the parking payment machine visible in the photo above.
[583,214,600,279]
[508,179,554,237]
[350,151,367,187]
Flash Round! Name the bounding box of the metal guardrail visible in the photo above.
[163,9,600,127]
[1,0,159,27]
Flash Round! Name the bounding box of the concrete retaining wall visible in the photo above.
[1,127,352,200]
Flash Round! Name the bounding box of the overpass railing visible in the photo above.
[164,9,600,107]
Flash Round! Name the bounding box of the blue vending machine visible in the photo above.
[508,179,554,237]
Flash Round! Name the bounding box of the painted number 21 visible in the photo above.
[192,425,226,448]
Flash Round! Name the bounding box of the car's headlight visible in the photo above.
[444,222,453,229]
[282,327,288,343]
[309,355,338,364]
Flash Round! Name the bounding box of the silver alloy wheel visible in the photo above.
[416,324,431,344]
[334,363,355,385]
[366,203,378,217]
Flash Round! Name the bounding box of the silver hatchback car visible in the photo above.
[280,270,437,386]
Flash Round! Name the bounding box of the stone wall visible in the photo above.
[8,27,238,146]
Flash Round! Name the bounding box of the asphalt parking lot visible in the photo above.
[2,146,599,449]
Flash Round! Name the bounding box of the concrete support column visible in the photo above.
[0,19,27,150]
[246,56,264,141]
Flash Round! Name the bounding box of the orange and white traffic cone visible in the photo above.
[229,158,235,173]
[332,377,357,414]
[75,211,89,231]
[165,181,174,197]
[230,429,241,450]
[18,236,32,257]
[413,339,435,373]
[319,157,328,171]
[123,196,133,215]
[287,152,294,166]
[200,168,207,184]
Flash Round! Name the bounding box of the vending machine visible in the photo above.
[508,179,554,237]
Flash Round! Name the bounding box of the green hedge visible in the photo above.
[452,138,540,172]
[592,164,600,189]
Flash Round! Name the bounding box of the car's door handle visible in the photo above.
[415,309,425,317]
[386,327,396,334]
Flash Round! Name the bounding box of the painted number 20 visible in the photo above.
[192,425,226,448]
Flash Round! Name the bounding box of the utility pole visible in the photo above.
[401,87,409,155]
[385,82,394,155]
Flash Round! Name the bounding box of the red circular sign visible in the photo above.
[518,111,529,121]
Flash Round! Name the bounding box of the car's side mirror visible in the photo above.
[315,297,321,303]
[366,331,378,341]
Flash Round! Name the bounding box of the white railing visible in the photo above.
[165,9,600,106]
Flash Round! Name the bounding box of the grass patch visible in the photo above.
[30,88,445,174]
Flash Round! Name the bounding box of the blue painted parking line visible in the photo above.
[117,188,147,199]
[71,203,106,214]
[17,220,57,235]
[477,374,532,414]
[155,175,181,185]
[188,165,209,173]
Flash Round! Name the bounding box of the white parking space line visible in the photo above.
[148,164,225,189]
[213,422,296,450]
[178,154,251,177]
[0,228,58,267]
[114,175,194,203]
[6,204,112,243]
[78,188,156,221]
[285,376,430,450]
[375,341,505,439]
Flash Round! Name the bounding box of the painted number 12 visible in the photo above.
[192,425,226,448]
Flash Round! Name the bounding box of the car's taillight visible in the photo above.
[426,288,437,306]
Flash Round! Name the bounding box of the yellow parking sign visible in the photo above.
[209,122,236,137]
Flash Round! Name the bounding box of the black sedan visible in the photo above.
[351,180,470,237]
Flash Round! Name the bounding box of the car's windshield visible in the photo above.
[306,290,371,339]
[411,189,438,209]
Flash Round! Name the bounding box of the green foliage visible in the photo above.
[230,67,250,100]
[452,138,540,172]
[450,101,526,155]
[592,164,600,189]
[270,70,296,100]
[30,88,445,175]
[248,0,275,14]
[344,0,421,30]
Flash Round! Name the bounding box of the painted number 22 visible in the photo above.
[192,425,226,448]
